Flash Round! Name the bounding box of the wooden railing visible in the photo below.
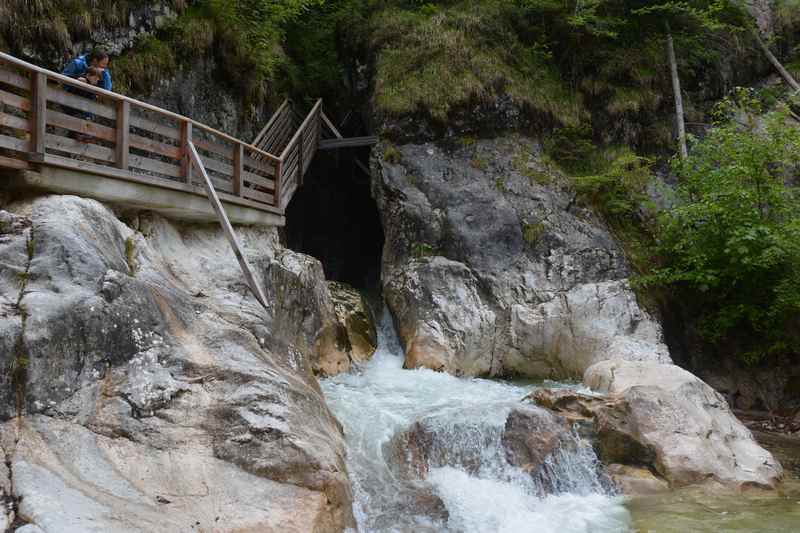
[0,52,333,215]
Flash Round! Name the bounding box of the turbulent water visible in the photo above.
[321,310,631,532]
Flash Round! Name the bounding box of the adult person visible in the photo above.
[62,48,112,91]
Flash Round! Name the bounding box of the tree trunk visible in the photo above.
[754,31,800,93]
[665,22,688,160]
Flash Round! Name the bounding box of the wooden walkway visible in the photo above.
[0,51,376,224]
[0,51,377,309]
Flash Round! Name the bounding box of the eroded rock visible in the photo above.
[0,195,354,531]
[374,137,670,379]
[606,464,669,495]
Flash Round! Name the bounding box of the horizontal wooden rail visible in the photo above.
[0,51,367,216]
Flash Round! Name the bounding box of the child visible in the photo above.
[73,67,103,142]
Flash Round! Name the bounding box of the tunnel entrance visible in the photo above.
[283,147,384,295]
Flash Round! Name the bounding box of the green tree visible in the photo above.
[646,94,800,362]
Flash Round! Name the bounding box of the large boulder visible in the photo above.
[0,195,354,532]
[374,137,670,379]
[584,360,784,489]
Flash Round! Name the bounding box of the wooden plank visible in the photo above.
[259,111,290,149]
[45,133,116,163]
[192,174,234,194]
[40,152,283,215]
[242,171,275,191]
[193,137,233,159]
[243,154,276,177]
[0,111,29,131]
[116,100,130,170]
[187,141,270,310]
[129,153,183,178]
[46,87,115,119]
[47,109,114,141]
[180,121,192,183]
[129,114,181,141]
[318,136,379,150]
[242,187,274,205]
[233,143,243,196]
[129,133,181,159]
[0,68,30,90]
[0,154,29,169]
[198,153,234,177]
[0,88,30,111]
[0,133,28,152]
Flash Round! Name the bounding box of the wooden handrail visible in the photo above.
[279,99,322,161]
[0,51,280,164]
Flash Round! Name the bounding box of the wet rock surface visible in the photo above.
[327,282,377,364]
[373,136,670,379]
[0,195,354,532]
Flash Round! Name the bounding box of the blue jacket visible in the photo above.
[62,54,112,91]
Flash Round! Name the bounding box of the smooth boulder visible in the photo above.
[584,360,783,489]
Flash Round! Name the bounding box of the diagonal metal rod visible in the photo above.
[188,141,270,311]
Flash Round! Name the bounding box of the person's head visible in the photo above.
[85,67,103,86]
[88,49,109,69]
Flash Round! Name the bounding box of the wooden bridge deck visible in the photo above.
[0,51,376,226]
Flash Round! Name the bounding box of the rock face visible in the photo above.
[584,360,783,489]
[0,195,354,532]
[374,136,670,378]
[328,282,377,364]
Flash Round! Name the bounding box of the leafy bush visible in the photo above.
[645,100,800,363]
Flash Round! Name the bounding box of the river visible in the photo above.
[321,310,800,532]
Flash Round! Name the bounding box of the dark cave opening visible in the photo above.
[283,147,384,295]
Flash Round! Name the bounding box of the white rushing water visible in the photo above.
[321,310,631,533]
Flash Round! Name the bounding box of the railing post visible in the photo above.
[233,143,244,196]
[116,100,130,170]
[30,72,47,161]
[180,120,193,183]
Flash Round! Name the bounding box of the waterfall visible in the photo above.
[321,309,631,532]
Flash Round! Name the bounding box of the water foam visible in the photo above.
[321,309,631,532]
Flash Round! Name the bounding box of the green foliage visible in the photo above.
[370,1,583,123]
[412,242,436,258]
[644,100,800,363]
[383,143,402,163]
[572,147,653,221]
[521,221,545,244]
[113,35,177,95]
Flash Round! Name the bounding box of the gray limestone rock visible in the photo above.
[584,360,783,489]
[0,195,354,532]
[374,136,670,379]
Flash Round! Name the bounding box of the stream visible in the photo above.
[321,310,800,532]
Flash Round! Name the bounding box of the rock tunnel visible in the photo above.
[283,147,384,296]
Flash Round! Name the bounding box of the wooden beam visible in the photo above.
[320,110,343,139]
[30,72,47,157]
[187,141,270,311]
[318,136,378,150]
[116,100,130,170]
[274,159,282,210]
[233,143,244,196]
[253,99,289,146]
[180,120,192,183]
